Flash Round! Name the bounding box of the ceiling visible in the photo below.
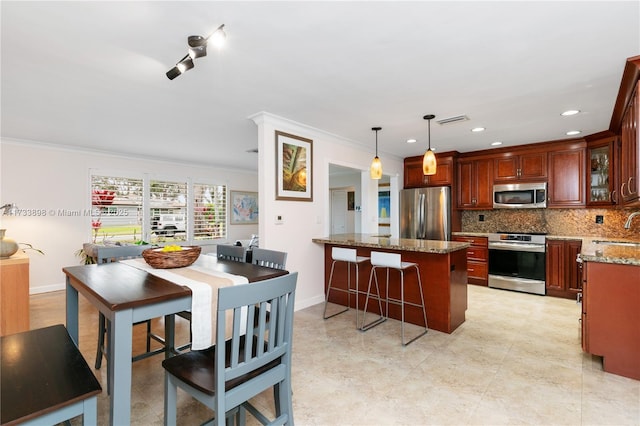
[2,1,639,171]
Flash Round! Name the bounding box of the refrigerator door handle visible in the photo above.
[418,193,425,239]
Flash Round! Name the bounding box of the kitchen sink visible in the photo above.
[592,240,640,247]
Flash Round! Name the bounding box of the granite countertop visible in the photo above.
[451,232,489,238]
[577,237,640,266]
[312,234,469,254]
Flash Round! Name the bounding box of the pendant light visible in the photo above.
[422,114,437,175]
[370,126,383,180]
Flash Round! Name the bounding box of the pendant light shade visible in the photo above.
[370,126,383,180]
[422,114,437,175]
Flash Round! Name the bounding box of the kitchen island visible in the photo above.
[312,234,470,333]
[578,239,640,380]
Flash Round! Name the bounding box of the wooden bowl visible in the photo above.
[142,246,201,269]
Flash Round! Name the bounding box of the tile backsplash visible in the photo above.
[461,208,640,239]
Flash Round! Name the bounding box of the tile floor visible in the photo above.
[29,284,640,425]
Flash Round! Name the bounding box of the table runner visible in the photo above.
[121,256,248,350]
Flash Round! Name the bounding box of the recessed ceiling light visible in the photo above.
[566,130,581,136]
[471,127,485,132]
[491,141,503,146]
[561,110,580,116]
[406,138,417,144]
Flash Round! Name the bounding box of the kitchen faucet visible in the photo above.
[624,211,640,229]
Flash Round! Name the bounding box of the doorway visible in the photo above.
[330,189,352,234]
[328,163,398,236]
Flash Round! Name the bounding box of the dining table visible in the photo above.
[63,254,288,426]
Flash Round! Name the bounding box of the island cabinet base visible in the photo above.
[583,262,640,380]
[323,244,468,333]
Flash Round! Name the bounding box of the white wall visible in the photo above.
[251,112,403,310]
[0,139,258,294]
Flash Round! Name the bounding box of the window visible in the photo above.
[193,182,226,240]
[90,171,227,244]
[91,174,143,243]
[149,179,187,242]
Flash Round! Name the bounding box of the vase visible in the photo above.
[0,229,19,258]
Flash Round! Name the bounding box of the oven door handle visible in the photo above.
[488,242,545,252]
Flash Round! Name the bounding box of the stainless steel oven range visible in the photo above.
[488,232,546,295]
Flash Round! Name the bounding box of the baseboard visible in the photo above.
[30,282,66,295]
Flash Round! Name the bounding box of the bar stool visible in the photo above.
[361,251,428,345]
[323,247,369,328]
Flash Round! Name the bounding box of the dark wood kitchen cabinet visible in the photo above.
[582,261,640,380]
[609,55,640,207]
[545,238,582,299]
[493,151,547,182]
[404,152,457,188]
[456,157,493,209]
[547,143,586,207]
[619,80,640,205]
[452,235,488,286]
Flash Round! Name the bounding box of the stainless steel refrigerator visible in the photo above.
[400,186,451,240]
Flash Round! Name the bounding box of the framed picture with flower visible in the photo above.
[275,131,313,201]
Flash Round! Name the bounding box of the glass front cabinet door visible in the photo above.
[587,137,616,206]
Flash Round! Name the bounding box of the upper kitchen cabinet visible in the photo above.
[457,157,493,209]
[547,142,586,207]
[620,82,639,204]
[493,150,547,182]
[585,134,617,207]
[610,55,640,207]
[404,152,457,188]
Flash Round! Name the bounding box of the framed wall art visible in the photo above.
[275,131,313,201]
[230,191,259,224]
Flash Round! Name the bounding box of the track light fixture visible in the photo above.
[370,127,383,180]
[422,114,437,175]
[166,24,226,80]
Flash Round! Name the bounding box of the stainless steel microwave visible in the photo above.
[493,182,547,209]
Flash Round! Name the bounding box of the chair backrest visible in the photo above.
[251,248,287,270]
[331,247,357,263]
[216,244,246,263]
[370,251,403,269]
[95,245,148,264]
[215,272,297,421]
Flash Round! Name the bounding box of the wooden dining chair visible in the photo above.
[251,248,287,270]
[162,272,297,426]
[216,244,247,262]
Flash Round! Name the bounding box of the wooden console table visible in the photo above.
[0,250,29,336]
